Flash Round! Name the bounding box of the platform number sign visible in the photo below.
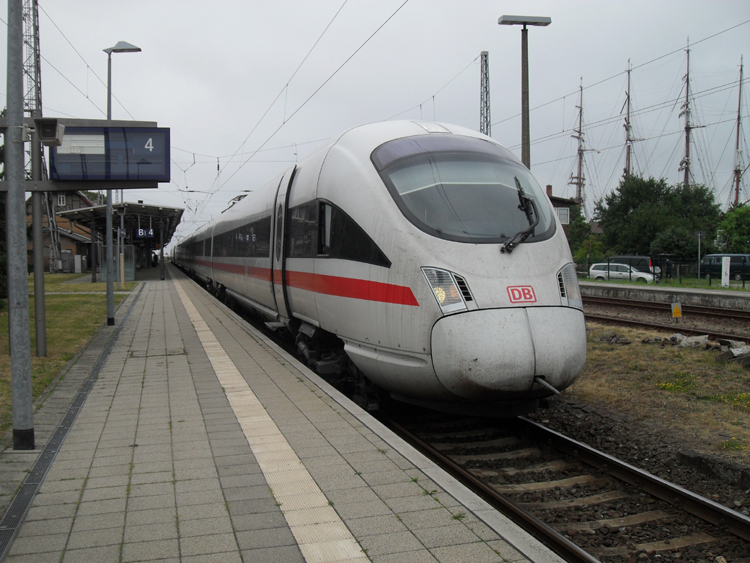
[49,127,170,182]
[137,228,154,238]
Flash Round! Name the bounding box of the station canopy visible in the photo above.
[57,201,184,249]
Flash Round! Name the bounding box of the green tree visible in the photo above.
[573,236,604,265]
[717,205,750,253]
[565,205,590,256]
[594,175,721,257]
[649,226,699,262]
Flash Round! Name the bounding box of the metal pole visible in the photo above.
[91,221,97,283]
[160,216,165,280]
[697,233,701,284]
[105,51,114,325]
[31,193,45,357]
[521,25,530,169]
[7,0,35,450]
[31,126,46,357]
[117,207,125,290]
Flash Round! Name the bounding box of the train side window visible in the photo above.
[288,201,318,258]
[318,202,332,256]
[275,205,283,262]
[326,202,391,268]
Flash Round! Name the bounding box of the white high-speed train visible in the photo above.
[174,120,587,415]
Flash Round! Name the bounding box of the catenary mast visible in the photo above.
[480,51,491,136]
[22,0,60,272]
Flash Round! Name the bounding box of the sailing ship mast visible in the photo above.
[623,60,634,178]
[679,43,694,187]
[568,79,587,213]
[734,55,744,205]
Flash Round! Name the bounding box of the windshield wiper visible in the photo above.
[500,176,539,254]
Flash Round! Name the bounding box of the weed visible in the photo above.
[719,437,748,451]
[453,511,466,520]
[656,371,695,392]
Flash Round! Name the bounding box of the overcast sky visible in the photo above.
[2,0,749,245]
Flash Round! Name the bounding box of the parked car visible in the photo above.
[606,255,661,277]
[589,263,655,283]
[699,254,750,281]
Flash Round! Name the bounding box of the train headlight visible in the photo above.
[422,267,467,314]
[558,263,583,310]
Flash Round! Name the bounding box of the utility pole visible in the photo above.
[480,51,491,136]
[734,55,744,205]
[679,44,693,187]
[6,0,35,450]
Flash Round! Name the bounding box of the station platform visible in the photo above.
[0,265,562,563]
[580,279,750,311]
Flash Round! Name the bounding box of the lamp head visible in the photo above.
[103,41,142,55]
[498,15,551,27]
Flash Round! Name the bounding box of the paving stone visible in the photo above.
[121,539,180,562]
[61,544,121,563]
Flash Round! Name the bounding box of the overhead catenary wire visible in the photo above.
[196,0,411,219]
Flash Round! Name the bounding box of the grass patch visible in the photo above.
[36,272,137,293]
[565,322,750,461]
[0,273,131,436]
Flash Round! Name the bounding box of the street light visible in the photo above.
[498,15,551,170]
[103,41,140,325]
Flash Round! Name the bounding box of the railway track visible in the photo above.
[582,296,750,343]
[583,296,750,321]
[382,411,750,563]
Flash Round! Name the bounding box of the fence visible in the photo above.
[577,258,749,289]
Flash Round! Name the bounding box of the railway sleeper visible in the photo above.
[554,509,670,533]
[518,489,630,509]
[431,436,520,450]
[587,531,719,558]
[492,474,609,494]
[469,459,569,478]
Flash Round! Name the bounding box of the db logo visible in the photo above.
[507,286,537,303]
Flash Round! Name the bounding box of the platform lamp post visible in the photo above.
[104,41,141,325]
[498,15,551,170]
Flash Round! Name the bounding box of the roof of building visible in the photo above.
[56,202,184,247]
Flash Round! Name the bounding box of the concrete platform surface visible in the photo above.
[0,265,563,563]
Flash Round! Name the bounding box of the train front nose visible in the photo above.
[430,307,586,400]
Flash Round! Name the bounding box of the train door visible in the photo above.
[270,166,297,320]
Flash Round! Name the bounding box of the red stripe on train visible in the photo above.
[198,259,418,306]
[284,270,419,307]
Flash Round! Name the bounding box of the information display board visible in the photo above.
[49,127,170,182]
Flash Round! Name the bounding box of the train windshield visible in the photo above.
[372,135,554,244]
